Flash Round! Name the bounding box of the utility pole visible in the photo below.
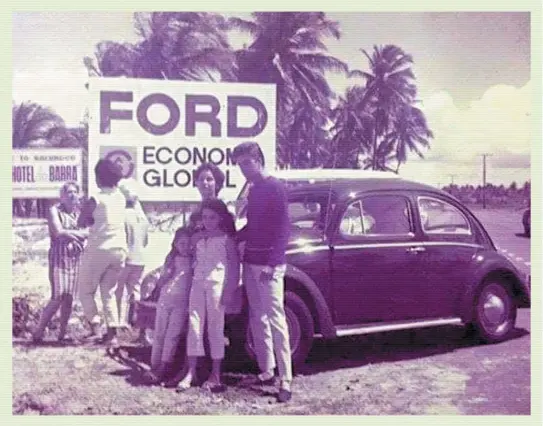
[480,153,493,209]
[448,174,457,185]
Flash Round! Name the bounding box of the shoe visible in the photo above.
[277,388,292,403]
[257,371,276,386]
[100,328,119,347]
[175,376,194,393]
[175,382,191,393]
[84,323,102,340]
[277,380,292,403]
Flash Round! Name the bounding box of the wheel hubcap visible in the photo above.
[480,284,509,334]
[483,294,505,324]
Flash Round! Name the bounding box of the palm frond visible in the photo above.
[294,53,348,74]
[227,17,260,36]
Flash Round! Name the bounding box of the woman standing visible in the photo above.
[77,159,128,347]
[32,182,88,343]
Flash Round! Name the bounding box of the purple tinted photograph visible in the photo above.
[12,10,536,416]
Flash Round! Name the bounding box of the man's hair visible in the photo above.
[94,159,123,188]
[194,162,225,196]
[232,141,266,166]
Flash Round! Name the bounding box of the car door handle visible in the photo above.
[406,246,426,253]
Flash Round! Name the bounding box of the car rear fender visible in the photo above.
[285,264,336,339]
[460,255,530,322]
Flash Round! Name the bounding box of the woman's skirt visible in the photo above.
[48,246,81,299]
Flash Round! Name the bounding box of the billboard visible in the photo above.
[12,148,83,198]
[87,78,276,202]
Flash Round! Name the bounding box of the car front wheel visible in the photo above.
[245,291,315,369]
[473,280,517,343]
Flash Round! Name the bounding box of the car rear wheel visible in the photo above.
[473,280,516,343]
[245,291,315,369]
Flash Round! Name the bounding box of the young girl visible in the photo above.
[177,198,240,392]
[143,227,193,384]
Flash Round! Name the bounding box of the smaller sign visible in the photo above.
[12,148,83,198]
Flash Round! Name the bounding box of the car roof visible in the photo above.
[268,169,447,199]
[269,168,400,181]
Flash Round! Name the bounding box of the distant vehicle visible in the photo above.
[134,169,531,368]
[522,206,531,237]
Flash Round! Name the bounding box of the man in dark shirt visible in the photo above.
[233,141,292,403]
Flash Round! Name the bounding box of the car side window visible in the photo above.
[339,195,413,237]
[417,197,471,235]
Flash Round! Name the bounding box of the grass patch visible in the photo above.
[12,343,470,415]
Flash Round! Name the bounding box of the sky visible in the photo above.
[12,11,533,187]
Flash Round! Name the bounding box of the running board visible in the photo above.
[332,317,463,338]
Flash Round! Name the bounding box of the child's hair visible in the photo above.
[164,226,192,268]
[200,198,236,236]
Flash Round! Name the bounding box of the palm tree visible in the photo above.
[83,41,141,78]
[285,100,331,168]
[329,85,373,168]
[358,134,397,172]
[229,12,348,167]
[12,101,65,148]
[84,13,237,81]
[387,103,433,172]
[349,45,420,170]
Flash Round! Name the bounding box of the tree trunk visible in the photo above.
[24,199,34,217]
[372,126,378,170]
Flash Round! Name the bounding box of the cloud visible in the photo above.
[13,66,89,127]
[419,81,531,163]
[397,81,532,185]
